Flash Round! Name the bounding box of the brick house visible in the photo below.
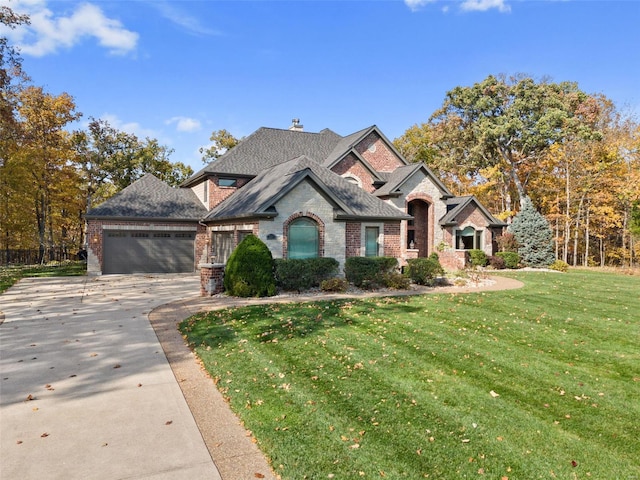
[85,122,505,278]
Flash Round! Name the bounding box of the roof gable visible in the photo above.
[374,163,453,198]
[204,156,411,222]
[439,195,506,227]
[85,174,207,220]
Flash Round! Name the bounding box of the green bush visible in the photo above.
[320,277,349,292]
[468,249,488,267]
[274,257,339,291]
[496,251,520,269]
[223,235,276,297]
[549,260,569,272]
[405,257,444,286]
[344,256,398,289]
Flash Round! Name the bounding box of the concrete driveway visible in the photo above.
[0,274,221,480]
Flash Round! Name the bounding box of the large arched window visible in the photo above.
[288,217,319,259]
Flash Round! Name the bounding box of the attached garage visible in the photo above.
[103,229,196,274]
[85,174,209,275]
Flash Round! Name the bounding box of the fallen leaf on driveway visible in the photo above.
[165,421,173,425]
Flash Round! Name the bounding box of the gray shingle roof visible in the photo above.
[85,174,208,220]
[204,156,412,222]
[184,127,343,186]
[439,195,506,227]
[374,163,453,198]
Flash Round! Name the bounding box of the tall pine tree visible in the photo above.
[508,197,555,267]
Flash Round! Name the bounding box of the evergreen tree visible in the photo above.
[223,234,276,297]
[508,196,555,267]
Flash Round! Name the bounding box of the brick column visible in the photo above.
[199,263,225,296]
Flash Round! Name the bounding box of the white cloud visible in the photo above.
[461,0,511,13]
[0,0,138,56]
[166,116,202,133]
[404,0,510,13]
[151,1,221,36]
[404,0,436,12]
[100,114,158,140]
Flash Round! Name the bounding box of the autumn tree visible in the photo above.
[200,129,239,163]
[428,74,602,209]
[0,5,29,152]
[9,86,83,261]
[73,118,193,211]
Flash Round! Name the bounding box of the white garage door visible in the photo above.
[103,230,195,274]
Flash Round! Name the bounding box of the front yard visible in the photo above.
[180,270,640,479]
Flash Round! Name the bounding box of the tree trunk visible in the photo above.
[584,203,590,267]
[573,194,585,267]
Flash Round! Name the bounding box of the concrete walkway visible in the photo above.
[0,274,221,480]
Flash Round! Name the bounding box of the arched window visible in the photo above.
[288,217,319,259]
[456,226,482,250]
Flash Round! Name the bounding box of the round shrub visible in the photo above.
[468,249,488,267]
[496,251,520,269]
[223,235,276,297]
[549,260,569,272]
[405,257,444,286]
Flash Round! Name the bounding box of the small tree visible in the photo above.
[223,235,276,297]
[508,197,555,267]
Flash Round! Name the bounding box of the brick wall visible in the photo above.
[383,222,402,258]
[208,176,251,209]
[355,131,404,173]
[345,222,361,257]
[330,153,376,193]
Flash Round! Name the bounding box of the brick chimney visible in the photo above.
[289,118,304,132]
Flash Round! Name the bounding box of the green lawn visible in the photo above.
[0,262,86,293]
[180,270,640,479]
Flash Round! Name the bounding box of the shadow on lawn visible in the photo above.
[180,295,425,348]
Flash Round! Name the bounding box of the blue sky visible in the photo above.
[2,0,639,172]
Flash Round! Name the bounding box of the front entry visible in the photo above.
[407,200,431,257]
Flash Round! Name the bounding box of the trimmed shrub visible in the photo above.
[549,260,569,272]
[405,257,444,286]
[496,251,520,269]
[344,256,398,289]
[488,255,506,270]
[468,249,488,267]
[223,235,276,297]
[274,257,339,291]
[320,277,349,292]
